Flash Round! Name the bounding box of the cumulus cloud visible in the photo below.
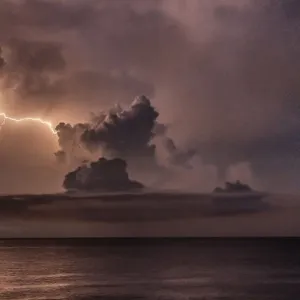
[54,94,199,185]
[54,95,180,169]
[55,96,159,164]
[80,95,158,158]
[63,157,144,192]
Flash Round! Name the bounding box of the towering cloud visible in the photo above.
[55,95,183,167]
[54,94,200,191]
[81,95,158,158]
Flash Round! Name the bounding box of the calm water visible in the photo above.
[0,239,300,300]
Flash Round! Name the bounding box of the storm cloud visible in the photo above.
[54,96,159,164]
[54,94,198,187]
[0,0,299,193]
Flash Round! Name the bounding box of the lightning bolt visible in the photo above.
[0,112,57,134]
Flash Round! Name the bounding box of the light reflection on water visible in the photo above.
[0,240,300,299]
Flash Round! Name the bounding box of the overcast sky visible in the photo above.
[0,0,300,194]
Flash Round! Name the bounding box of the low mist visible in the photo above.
[0,193,299,237]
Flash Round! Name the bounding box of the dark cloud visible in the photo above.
[82,95,158,157]
[63,157,144,192]
[1,39,65,72]
[0,38,66,115]
[0,0,98,31]
[54,95,196,183]
[265,0,300,20]
[55,96,159,163]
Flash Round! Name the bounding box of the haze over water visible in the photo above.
[0,239,300,300]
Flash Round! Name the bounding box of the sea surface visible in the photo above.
[0,239,300,300]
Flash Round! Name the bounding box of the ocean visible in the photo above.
[0,239,300,299]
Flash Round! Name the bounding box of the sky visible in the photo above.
[0,0,300,194]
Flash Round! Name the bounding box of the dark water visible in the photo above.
[1,239,300,300]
